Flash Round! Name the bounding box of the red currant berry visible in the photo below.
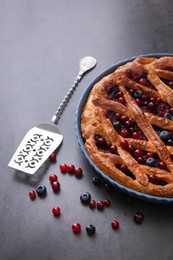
[142,94,149,101]
[59,163,67,172]
[146,152,154,159]
[127,145,135,153]
[168,81,173,87]
[134,212,144,224]
[110,145,117,154]
[120,128,128,137]
[67,164,75,173]
[148,102,155,109]
[156,97,162,103]
[49,174,58,183]
[120,140,129,149]
[134,149,143,158]
[170,152,173,160]
[74,167,83,177]
[148,174,157,184]
[170,108,173,115]
[137,156,144,164]
[135,98,141,105]
[120,164,128,172]
[97,200,104,210]
[72,223,81,233]
[132,132,139,139]
[52,181,60,191]
[157,161,166,170]
[115,113,121,120]
[49,153,57,162]
[139,78,148,86]
[118,96,125,104]
[97,137,106,147]
[111,220,120,229]
[120,115,128,124]
[29,190,36,200]
[105,141,111,148]
[52,207,61,216]
[103,199,111,207]
[89,200,96,209]
[104,183,112,191]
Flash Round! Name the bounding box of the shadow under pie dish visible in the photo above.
[75,53,173,203]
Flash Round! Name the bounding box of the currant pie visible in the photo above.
[81,56,173,197]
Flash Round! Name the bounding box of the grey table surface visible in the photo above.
[1,1,173,260]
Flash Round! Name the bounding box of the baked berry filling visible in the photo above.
[161,78,173,89]
[115,164,135,180]
[127,88,173,118]
[106,110,146,140]
[106,85,125,104]
[94,135,118,154]
[126,71,156,90]
[95,134,168,168]
[153,126,173,146]
[106,84,173,119]
[164,66,173,72]
[94,134,169,185]
[120,140,168,169]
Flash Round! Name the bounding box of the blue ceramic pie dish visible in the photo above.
[75,53,173,204]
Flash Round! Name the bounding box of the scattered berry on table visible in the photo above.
[29,190,36,200]
[49,174,58,183]
[97,200,104,210]
[104,183,112,191]
[80,192,91,204]
[72,223,81,233]
[74,167,83,177]
[36,185,47,196]
[52,207,61,216]
[92,176,101,185]
[134,212,144,224]
[111,220,120,229]
[89,200,96,209]
[86,224,96,235]
[49,153,57,162]
[59,163,68,172]
[103,199,111,207]
[67,164,75,173]
[51,181,60,191]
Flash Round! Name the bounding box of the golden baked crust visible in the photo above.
[81,56,173,197]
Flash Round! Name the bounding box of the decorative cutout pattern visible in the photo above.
[14,133,54,169]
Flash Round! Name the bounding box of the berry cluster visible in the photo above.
[59,163,83,178]
[29,174,61,200]
[29,163,144,237]
[94,133,171,184]
[80,191,111,211]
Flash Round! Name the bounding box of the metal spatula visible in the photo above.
[8,56,97,174]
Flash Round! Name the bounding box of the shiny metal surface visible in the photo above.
[51,56,96,123]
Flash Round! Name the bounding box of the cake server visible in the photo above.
[8,56,97,174]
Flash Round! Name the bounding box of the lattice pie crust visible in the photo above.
[81,56,173,197]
